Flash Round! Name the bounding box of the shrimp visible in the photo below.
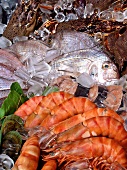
[12,135,40,170]
[41,160,57,170]
[64,157,127,170]
[40,102,123,129]
[25,91,73,128]
[39,115,126,150]
[55,116,127,149]
[14,95,43,120]
[43,137,127,168]
[51,108,124,134]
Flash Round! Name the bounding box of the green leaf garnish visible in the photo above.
[0,82,28,119]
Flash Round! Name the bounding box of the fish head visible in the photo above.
[89,60,119,85]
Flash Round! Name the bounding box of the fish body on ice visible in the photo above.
[8,30,119,86]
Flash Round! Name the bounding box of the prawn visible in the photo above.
[43,137,127,168]
[40,104,123,130]
[51,108,124,134]
[25,91,73,128]
[55,116,127,149]
[39,115,126,150]
[12,135,40,170]
[40,97,96,129]
[41,160,57,170]
[64,157,127,170]
[14,95,43,120]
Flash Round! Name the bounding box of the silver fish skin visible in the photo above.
[8,40,58,64]
[48,30,119,85]
[0,63,19,80]
[0,49,30,93]
[0,49,23,69]
[7,31,119,86]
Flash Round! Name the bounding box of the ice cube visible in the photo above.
[13,36,28,43]
[100,10,113,20]
[55,12,65,22]
[8,0,18,9]
[65,13,78,21]
[94,32,103,43]
[1,1,9,10]
[76,72,95,88]
[0,36,12,48]
[54,4,63,14]
[112,11,124,22]
[84,3,94,17]
[123,10,127,19]
[0,23,7,34]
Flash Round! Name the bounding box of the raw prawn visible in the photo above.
[54,116,127,149]
[39,115,126,150]
[50,108,123,134]
[41,160,57,170]
[24,91,73,128]
[43,137,127,168]
[14,95,43,120]
[64,157,127,170]
[12,135,40,170]
[40,97,96,129]
[40,103,123,129]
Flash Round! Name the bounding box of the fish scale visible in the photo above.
[7,30,119,86]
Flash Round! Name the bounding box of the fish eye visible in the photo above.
[90,72,95,76]
[102,63,110,69]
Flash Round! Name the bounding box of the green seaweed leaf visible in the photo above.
[0,82,28,119]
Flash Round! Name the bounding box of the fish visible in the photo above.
[0,49,28,91]
[0,30,119,105]
[0,49,33,101]
[8,30,119,86]
[48,30,119,85]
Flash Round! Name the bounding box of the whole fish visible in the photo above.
[8,30,119,85]
[0,49,30,101]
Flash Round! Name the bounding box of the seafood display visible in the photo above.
[0,0,127,97]
[9,91,127,169]
[14,91,73,127]
[6,31,119,85]
[0,0,127,169]
[50,75,124,111]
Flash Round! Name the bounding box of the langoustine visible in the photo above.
[51,116,127,149]
[38,110,126,150]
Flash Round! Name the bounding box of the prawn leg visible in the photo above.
[43,137,127,168]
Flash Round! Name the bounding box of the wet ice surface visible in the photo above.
[0,154,14,170]
[0,0,18,32]
[0,36,12,48]
[0,0,18,47]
